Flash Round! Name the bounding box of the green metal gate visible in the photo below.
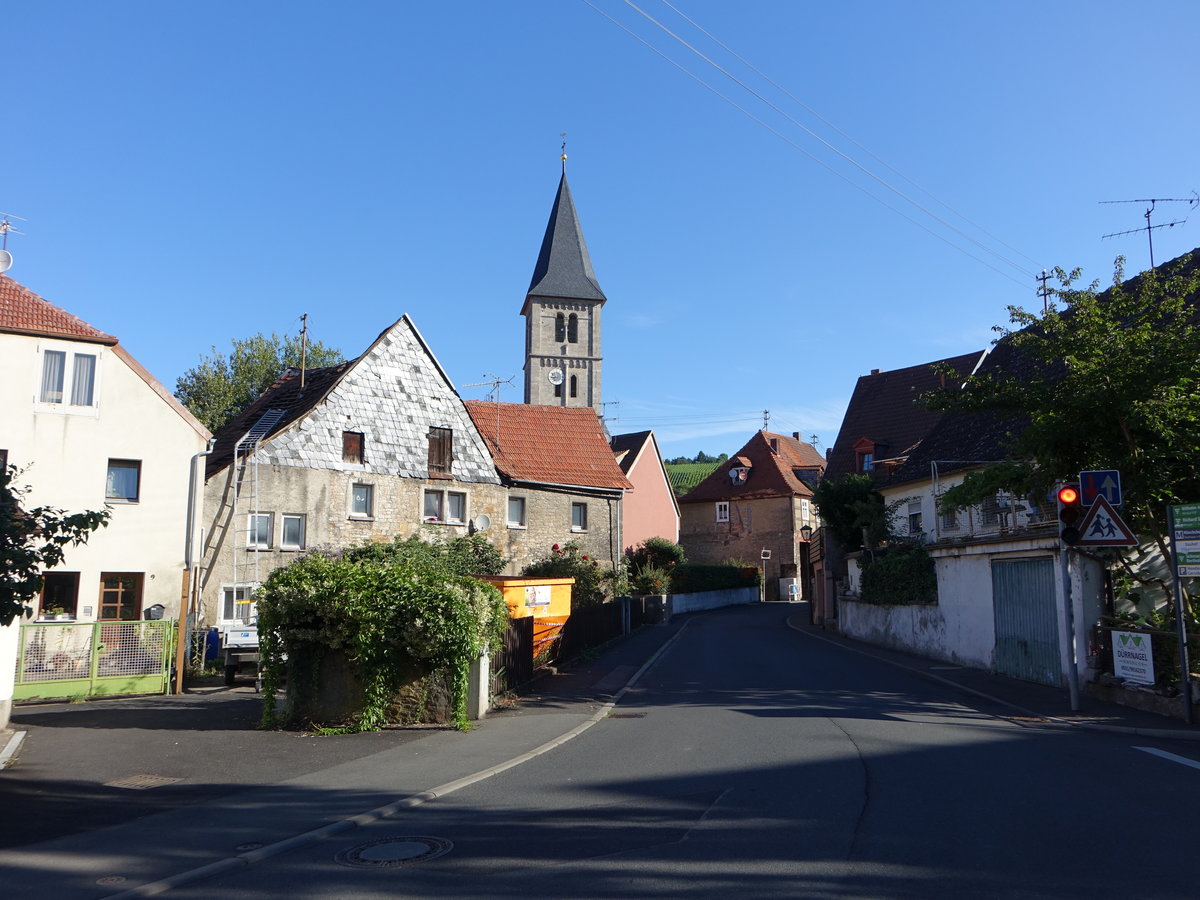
[14,620,175,701]
[992,557,1061,686]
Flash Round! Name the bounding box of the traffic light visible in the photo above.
[1057,483,1082,544]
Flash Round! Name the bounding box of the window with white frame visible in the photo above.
[106,459,141,502]
[350,483,374,518]
[39,348,98,408]
[571,502,588,532]
[280,514,306,550]
[907,500,923,535]
[507,496,527,527]
[247,513,272,549]
[800,499,810,522]
[221,584,256,623]
[938,500,959,532]
[716,501,730,523]
[424,488,466,523]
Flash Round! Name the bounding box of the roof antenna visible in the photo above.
[464,374,515,451]
[1100,193,1196,269]
[298,313,308,392]
[762,409,770,430]
[0,212,27,274]
[560,132,568,173]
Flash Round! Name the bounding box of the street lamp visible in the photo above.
[800,524,813,542]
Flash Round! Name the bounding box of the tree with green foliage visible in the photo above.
[174,331,344,433]
[812,473,894,552]
[922,254,1200,601]
[256,533,508,732]
[1,467,109,626]
[626,536,686,595]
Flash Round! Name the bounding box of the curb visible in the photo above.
[0,730,25,770]
[102,622,692,899]
[786,617,1200,742]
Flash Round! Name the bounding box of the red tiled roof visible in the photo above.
[0,274,117,344]
[680,431,825,503]
[464,401,632,491]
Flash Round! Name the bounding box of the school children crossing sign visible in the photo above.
[1074,495,1137,547]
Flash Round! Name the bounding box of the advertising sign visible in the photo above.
[524,585,551,607]
[1172,503,1200,577]
[1112,631,1155,685]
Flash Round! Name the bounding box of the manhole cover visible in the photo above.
[335,836,453,868]
[236,842,265,851]
[96,876,127,886]
[106,774,183,790]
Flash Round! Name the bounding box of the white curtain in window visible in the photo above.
[41,350,66,403]
[71,354,96,405]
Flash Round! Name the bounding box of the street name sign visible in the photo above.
[1172,503,1200,577]
[1080,469,1122,507]
[1074,495,1137,547]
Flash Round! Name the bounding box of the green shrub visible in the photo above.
[521,541,610,607]
[859,543,937,605]
[631,564,673,595]
[670,563,760,594]
[627,536,686,573]
[256,537,508,732]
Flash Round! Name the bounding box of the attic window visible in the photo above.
[428,426,453,477]
[343,431,364,464]
[729,466,751,485]
[857,451,874,473]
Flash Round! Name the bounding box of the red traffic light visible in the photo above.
[1057,485,1079,505]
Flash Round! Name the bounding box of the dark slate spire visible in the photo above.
[525,169,607,306]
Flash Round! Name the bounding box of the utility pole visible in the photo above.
[1036,270,1052,314]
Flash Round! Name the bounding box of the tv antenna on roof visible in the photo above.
[0,212,27,274]
[1100,193,1197,269]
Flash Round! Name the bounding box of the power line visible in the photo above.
[579,0,1032,290]
[654,0,1045,274]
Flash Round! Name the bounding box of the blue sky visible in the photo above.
[6,1,1198,461]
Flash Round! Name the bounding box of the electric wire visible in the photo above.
[621,0,1037,280]
[656,0,1046,273]
[579,0,1033,289]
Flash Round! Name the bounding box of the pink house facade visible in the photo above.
[611,430,679,553]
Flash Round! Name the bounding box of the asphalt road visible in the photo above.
[159,603,1200,899]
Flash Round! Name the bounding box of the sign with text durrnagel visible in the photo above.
[1112,631,1155,685]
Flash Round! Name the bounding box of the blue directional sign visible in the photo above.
[1080,469,1122,507]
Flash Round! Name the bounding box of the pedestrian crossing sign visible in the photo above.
[1074,495,1137,547]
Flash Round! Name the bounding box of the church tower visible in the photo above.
[522,157,606,408]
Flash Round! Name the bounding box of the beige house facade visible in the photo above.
[0,274,211,623]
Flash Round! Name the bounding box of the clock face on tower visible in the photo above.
[547,368,565,386]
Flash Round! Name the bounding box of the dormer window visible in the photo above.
[853,437,878,474]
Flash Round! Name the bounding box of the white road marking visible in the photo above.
[1135,746,1200,771]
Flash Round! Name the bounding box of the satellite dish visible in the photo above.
[0,250,12,274]
[471,514,491,533]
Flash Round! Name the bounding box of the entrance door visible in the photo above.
[991,557,1060,685]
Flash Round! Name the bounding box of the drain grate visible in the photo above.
[607,712,646,719]
[106,774,183,790]
[335,836,453,868]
